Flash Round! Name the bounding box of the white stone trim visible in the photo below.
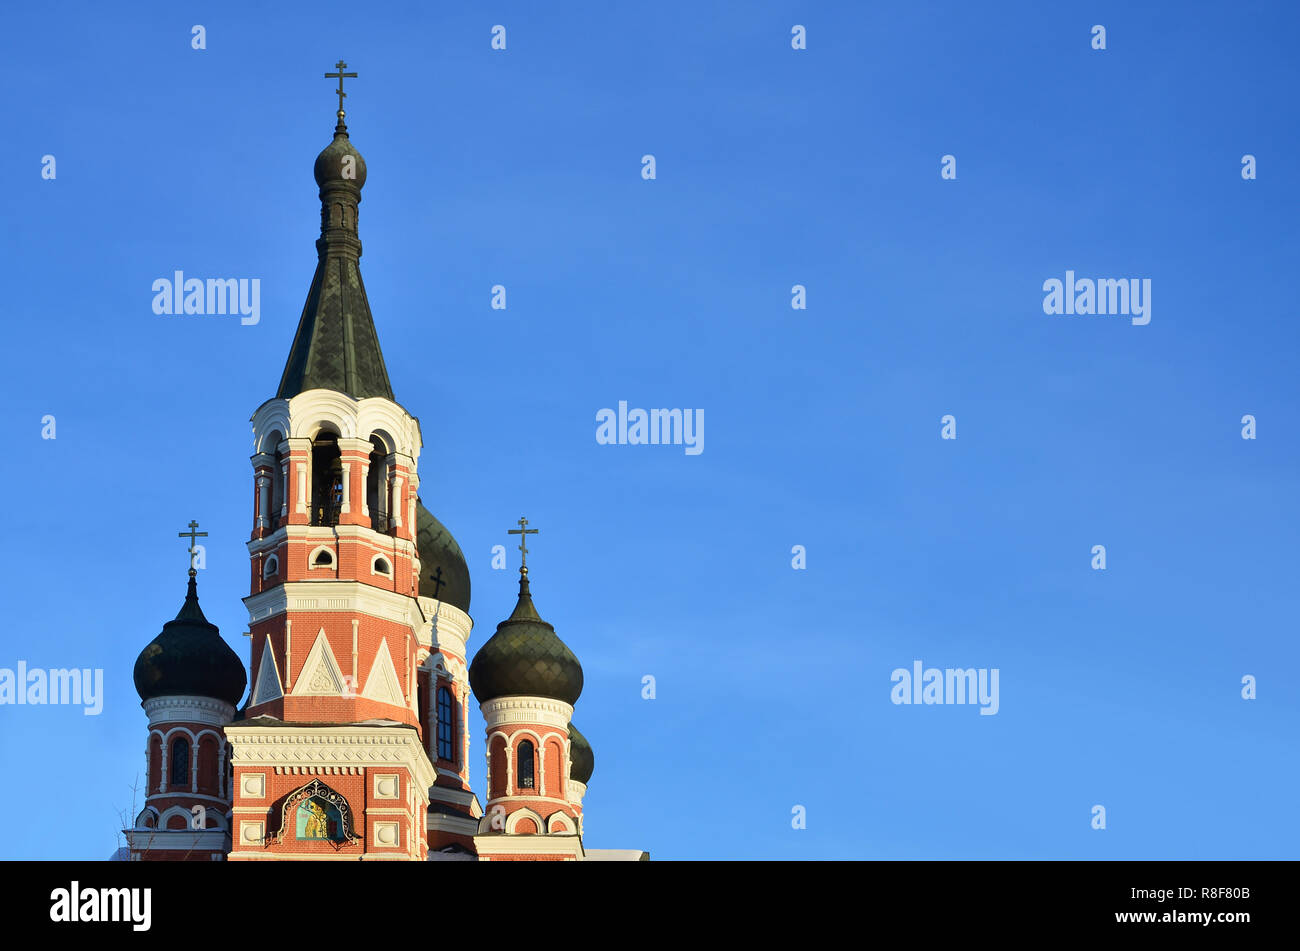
[480,696,574,732]
[144,696,235,728]
[225,724,437,790]
[249,638,283,705]
[308,544,336,569]
[293,629,347,696]
[244,581,422,630]
[473,833,584,860]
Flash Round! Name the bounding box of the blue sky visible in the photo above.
[2,1,1297,859]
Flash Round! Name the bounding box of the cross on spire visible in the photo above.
[324,59,358,119]
[177,520,207,575]
[508,516,539,573]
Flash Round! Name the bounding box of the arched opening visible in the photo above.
[169,736,190,788]
[436,686,455,763]
[372,556,391,576]
[267,431,285,529]
[312,548,334,568]
[263,555,279,579]
[366,436,389,532]
[517,740,536,790]
[310,430,343,526]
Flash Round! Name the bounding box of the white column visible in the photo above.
[256,474,270,529]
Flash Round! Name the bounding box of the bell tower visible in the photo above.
[226,69,439,861]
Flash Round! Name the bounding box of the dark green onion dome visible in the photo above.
[416,501,471,613]
[133,573,247,707]
[568,722,594,785]
[469,570,583,706]
[313,120,367,188]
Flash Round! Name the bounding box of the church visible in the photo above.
[123,67,644,862]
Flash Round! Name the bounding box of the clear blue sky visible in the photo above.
[2,1,1297,859]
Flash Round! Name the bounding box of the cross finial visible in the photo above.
[507,516,539,573]
[324,59,358,120]
[177,519,208,575]
[430,566,446,599]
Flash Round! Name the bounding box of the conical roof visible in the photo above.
[278,116,394,401]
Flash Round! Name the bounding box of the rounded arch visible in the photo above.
[547,812,574,834]
[309,545,335,568]
[285,391,360,440]
[262,554,279,578]
[505,807,544,835]
[370,554,392,577]
[365,428,396,456]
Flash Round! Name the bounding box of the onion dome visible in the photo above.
[568,722,594,785]
[469,569,583,706]
[133,572,247,707]
[313,119,367,188]
[416,501,471,612]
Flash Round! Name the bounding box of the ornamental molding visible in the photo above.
[250,391,422,465]
[414,597,473,656]
[246,524,418,559]
[481,696,573,731]
[270,778,360,846]
[225,725,437,788]
[243,580,421,628]
[143,695,235,728]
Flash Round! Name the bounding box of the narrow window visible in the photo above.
[170,737,190,787]
[517,740,535,790]
[436,686,455,762]
[268,432,285,528]
[311,432,343,526]
[366,437,388,532]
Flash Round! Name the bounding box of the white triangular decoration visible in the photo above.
[249,638,283,705]
[361,639,404,706]
[294,629,347,696]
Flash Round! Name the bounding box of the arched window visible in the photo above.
[268,432,285,528]
[436,686,455,762]
[517,740,535,790]
[372,556,391,576]
[312,548,334,567]
[310,431,343,526]
[366,436,389,532]
[263,555,279,578]
[169,737,190,787]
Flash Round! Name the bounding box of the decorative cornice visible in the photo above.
[243,580,421,628]
[480,696,574,731]
[143,695,236,728]
[225,724,437,788]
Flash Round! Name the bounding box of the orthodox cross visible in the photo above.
[177,520,207,572]
[430,566,446,599]
[324,60,358,116]
[508,516,538,570]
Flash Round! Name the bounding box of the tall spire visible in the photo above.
[277,64,394,402]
